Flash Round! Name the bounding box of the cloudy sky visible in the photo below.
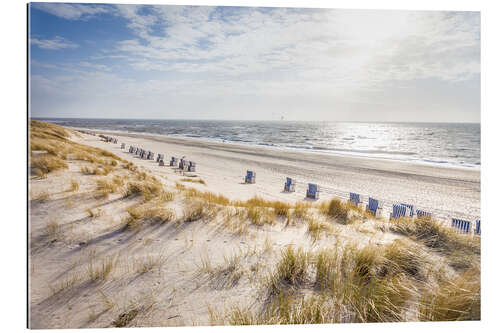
[29,2,480,122]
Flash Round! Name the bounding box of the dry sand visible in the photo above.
[28,129,479,328]
[77,129,480,222]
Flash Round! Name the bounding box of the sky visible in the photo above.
[28,2,481,122]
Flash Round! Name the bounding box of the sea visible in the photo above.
[36,118,480,169]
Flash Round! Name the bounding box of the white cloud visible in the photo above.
[29,5,480,121]
[32,3,110,20]
[30,36,78,50]
[108,6,479,88]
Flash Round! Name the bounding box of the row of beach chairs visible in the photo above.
[115,143,481,234]
[126,145,196,172]
[99,134,117,144]
[77,129,482,236]
[77,130,96,136]
[245,171,480,232]
[246,173,320,199]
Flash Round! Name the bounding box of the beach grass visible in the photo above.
[29,120,481,327]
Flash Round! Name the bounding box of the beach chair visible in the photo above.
[121,143,125,149]
[366,197,382,217]
[113,139,117,144]
[349,192,361,206]
[245,171,256,184]
[451,218,471,234]
[188,161,196,172]
[170,157,178,167]
[156,154,164,163]
[306,183,320,199]
[147,151,154,160]
[284,177,296,192]
[390,204,407,220]
[415,209,432,219]
[400,203,414,217]
[475,219,481,235]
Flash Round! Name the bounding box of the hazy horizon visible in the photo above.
[33,116,480,124]
[29,3,480,122]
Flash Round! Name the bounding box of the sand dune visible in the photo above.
[28,123,480,328]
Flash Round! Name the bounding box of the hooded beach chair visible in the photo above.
[390,204,407,219]
[245,171,256,184]
[121,143,125,149]
[306,183,319,199]
[366,197,382,217]
[349,192,361,206]
[188,161,196,172]
[475,219,481,235]
[400,203,414,217]
[284,177,296,192]
[416,209,432,219]
[147,151,154,160]
[156,154,164,163]
[452,218,471,234]
[170,157,178,167]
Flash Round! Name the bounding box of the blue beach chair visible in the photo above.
[400,203,414,217]
[245,170,256,184]
[390,204,407,219]
[475,219,481,235]
[452,218,471,234]
[170,157,178,167]
[306,183,320,199]
[349,192,361,206]
[188,161,196,172]
[284,177,296,192]
[366,197,382,217]
[416,209,432,219]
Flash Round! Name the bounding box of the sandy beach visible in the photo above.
[76,128,480,222]
[29,122,481,328]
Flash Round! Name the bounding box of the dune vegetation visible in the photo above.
[29,120,480,328]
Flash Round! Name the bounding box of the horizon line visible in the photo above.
[31,116,480,124]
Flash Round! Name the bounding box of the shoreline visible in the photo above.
[71,127,480,222]
[69,126,481,176]
[66,125,480,172]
